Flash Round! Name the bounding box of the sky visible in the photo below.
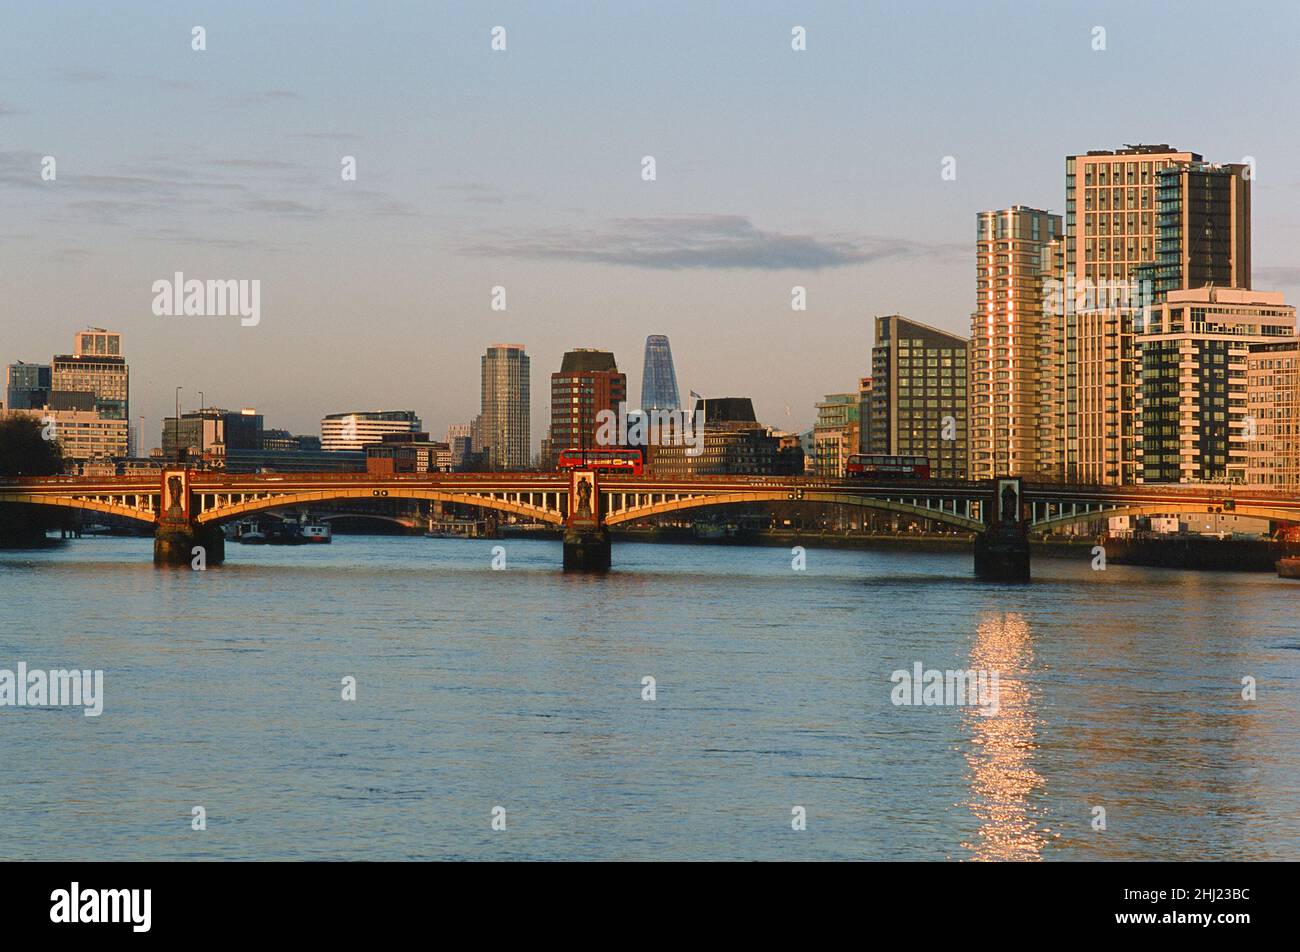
[3,0,1300,451]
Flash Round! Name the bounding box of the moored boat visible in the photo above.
[234,520,267,544]
[301,523,332,543]
[1277,557,1300,579]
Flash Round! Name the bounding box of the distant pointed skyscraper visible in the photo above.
[640,335,680,411]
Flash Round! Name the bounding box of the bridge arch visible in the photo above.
[602,490,985,531]
[0,492,159,525]
[1031,501,1300,532]
[193,487,566,526]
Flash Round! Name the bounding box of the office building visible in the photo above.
[52,327,129,422]
[640,335,681,411]
[5,362,51,411]
[480,344,530,470]
[868,315,968,479]
[445,423,473,469]
[2,406,129,462]
[813,393,860,477]
[857,377,873,454]
[364,433,440,475]
[648,397,798,476]
[223,448,365,474]
[163,407,264,462]
[321,410,422,452]
[262,429,320,452]
[546,349,625,467]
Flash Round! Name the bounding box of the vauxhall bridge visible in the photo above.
[4,467,1299,580]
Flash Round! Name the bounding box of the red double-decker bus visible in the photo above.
[556,448,644,475]
[845,454,930,479]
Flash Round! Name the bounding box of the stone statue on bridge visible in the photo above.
[1001,482,1018,526]
[165,475,184,518]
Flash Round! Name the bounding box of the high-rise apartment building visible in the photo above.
[868,315,968,479]
[1136,162,1251,301]
[1136,288,1293,483]
[1036,235,1068,478]
[546,349,626,467]
[480,344,530,470]
[1062,145,1199,484]
[857,377,873,454]
[970,206,1062,479]
[321,410,422,452]
[640,335,680,411]
[1246,339,1300,489]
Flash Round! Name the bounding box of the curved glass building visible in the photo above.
[640,335,680,411]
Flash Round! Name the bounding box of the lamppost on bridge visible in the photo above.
[174,387,183,465]
[198,391,205,466]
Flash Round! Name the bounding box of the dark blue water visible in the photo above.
[1,536,1296,860]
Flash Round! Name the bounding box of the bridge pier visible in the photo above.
[563,525,610,572]
[973,477,1031,582]
[154,521,225,567]
[973,524,1030,581]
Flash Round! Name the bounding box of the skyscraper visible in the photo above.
[970,205,1061,479]
[1061,145,1199,484]
[868,315,968,480]
[640,334,680,411]
[546,349,626,467]
[1137,161,1251,302]
[480,344,531,470]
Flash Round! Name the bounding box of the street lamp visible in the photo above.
[174,387,183,464]
[198,391,205,466]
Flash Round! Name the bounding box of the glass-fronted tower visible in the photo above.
[480,343,531,470]
[640,335,680,411]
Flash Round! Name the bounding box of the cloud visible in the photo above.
[441,182,512,206]
[225,89,302,107]
[462,214,961,271]
[206,158,303,171]
[289,131,362,142]
[50,67,112,84]
[49,68,201,92]
[240,198,323,217]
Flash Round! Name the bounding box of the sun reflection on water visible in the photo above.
[960,611,1054,861]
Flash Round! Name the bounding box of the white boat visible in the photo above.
[301,523,332,543]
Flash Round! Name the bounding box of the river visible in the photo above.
[1,535,1296,860]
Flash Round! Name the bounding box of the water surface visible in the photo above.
[1,536,1296,860]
